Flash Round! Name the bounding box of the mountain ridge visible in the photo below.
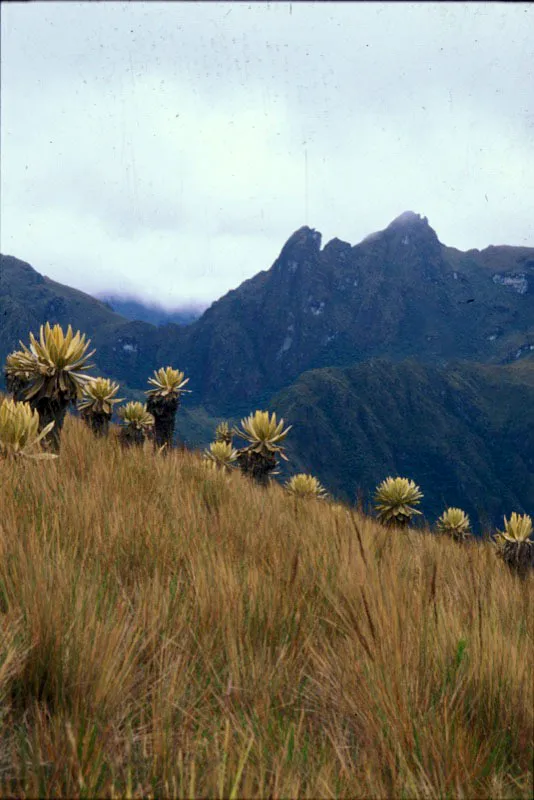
[164,213,533,411]
[2,214,534,409]
[2,214,533,408]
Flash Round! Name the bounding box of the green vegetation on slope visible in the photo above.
[273,359,534,532]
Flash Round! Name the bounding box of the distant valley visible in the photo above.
[98,295,203,328]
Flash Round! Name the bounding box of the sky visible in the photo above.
[1,2,533,310]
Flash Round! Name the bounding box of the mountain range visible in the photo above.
[1,211,533,530]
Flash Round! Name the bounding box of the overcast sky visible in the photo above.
[2,2,533,310]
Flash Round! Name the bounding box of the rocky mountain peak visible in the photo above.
[387,210,430,229]
[383,211,440,252]
[278,226,322,263]
[322,237,352,255]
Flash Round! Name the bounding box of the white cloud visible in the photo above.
[1,1,533,308]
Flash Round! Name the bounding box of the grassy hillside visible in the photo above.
[273,359,534,532]
[0,416,532,798]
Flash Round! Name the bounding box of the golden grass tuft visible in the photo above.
[0,414,532,798]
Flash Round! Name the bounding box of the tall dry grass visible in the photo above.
[0,415,532,798]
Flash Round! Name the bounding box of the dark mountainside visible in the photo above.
[157,211,533,413]
[1,212,533,529]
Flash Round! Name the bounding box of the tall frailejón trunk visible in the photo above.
[33,396,70,453]
[5,374,29,401]
[237,450,277,486]
[501,541,534,578]
[119,426,145,448]
[146,395,179,451]
[82,411,111,438]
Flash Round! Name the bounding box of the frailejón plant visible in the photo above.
[78,377,123,437]
[374,476,423,528]
[0,397,57,460]
[234,410,292,485]
[4,351,32,398]
[4,323,95,452]
[117,402,155,448]
[203,440,238,472]
[215,421,233,445]
[145,367,190,450]
[494,513,533,577]
[436,507,471,541]
[285,473,328,500]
